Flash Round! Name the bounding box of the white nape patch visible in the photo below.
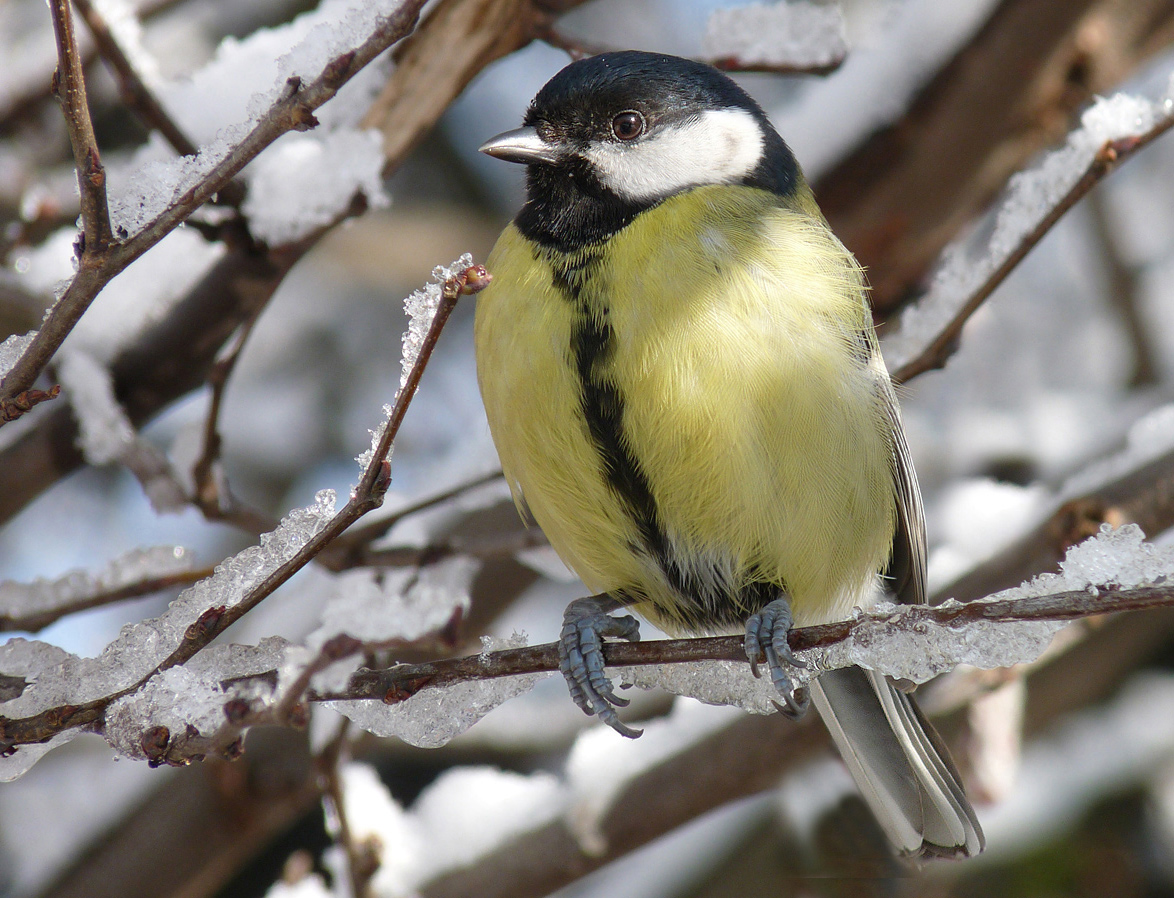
[584,107,765,202]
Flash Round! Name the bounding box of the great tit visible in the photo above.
[474,50,983,858]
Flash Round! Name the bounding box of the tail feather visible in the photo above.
[811,667,984,858]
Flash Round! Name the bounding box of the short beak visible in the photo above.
[479,126,561,165]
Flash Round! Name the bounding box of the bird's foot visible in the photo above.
[744,595,810,719]
[559,594,642,738]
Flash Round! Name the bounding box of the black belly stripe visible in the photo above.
[550,254,666,562]
[546,250,783,625]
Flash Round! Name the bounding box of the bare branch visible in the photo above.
[189,313,276,534]
[319,469,506,569]
[0,384,61,423]
[49,0,113,254]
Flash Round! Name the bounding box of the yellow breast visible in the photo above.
[474,185,896,630]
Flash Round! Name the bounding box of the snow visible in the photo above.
[0,331,36,378]
[770,0,1002,178]
[356,254,474,471]
[409,766,565,882]
[57,350,138,465]
[884,88,1174,374]
[103,637,289,760]
[306,761,565,896]
[280,556,478,698]
[329,634,549,748]
[1061,401,1174,500]
[401,254,471,389]
[242,128,389,245]
[0,545,191,625]
[102,0,401,239]
[702,3,847,70]
[264,877,334,898]
[57,349,189,512]
[979,673,1174,857]
[0,490,336,779]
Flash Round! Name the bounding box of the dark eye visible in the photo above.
[612,111,645,141]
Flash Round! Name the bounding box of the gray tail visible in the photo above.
[810,667,985,859]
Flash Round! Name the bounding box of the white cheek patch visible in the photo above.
[584,107,765,203]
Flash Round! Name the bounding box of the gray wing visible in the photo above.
[807,356,983,858]
[883,388,928,607]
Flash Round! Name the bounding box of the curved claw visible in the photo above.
[745,596,810,719]
[559,595,643,738]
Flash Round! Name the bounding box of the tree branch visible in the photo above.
[0,0,430,407]
[70,0,198,157]
[49,0,113,255]
[891,120,1174,384]
[317,582,1174,704]
[0,263,489,751]
[818,0,1174,313]
[0,566,212,635]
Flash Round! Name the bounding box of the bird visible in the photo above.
[472,49,983,859]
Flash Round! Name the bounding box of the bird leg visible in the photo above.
[559,593,642,738]
[744,594,810,718]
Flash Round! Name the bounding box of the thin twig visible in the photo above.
[357,527,547,569]
[190,313,275,533]
[317,719,379,898]
[0,264,489,750]
[49,0,113,255]
[320,469,505,568]
[70,0,248,209]
[0,385,62,423]
[892,120,1174,385]
[0,0,431,409]
[317,583,1174,703]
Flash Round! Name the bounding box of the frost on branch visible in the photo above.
[0,490,336,780]
[107,0,399,239]
[0,545,191,630]
[356,254,474,472]
[279,556,478,703]
[884,84,1174,374]
[613,524,1174,715]
[703,2,848,70]
[329,634,546,749]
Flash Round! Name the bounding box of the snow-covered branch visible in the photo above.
[0,260,487,772]
[0,0,431,406]
[316,525,1174,737]
[886,86,1174,383]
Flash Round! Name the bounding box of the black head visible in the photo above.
[481,51,803,251]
